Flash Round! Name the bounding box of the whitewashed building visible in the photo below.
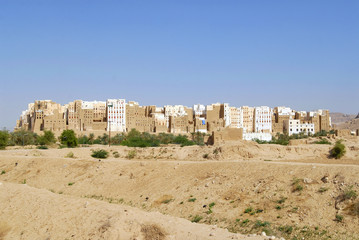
[164,105,188,128]
[254,106,273,133]
[107,99,126,132]
[193,104,206,117]
[284,119,315,136]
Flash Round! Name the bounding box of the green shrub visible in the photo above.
[292,178,304,192]
[191,215,203,223]
[113,151,120,158]
[68,182,75,186]
[127,150,137,159]
[330,140,346,159]
[278,225,293,234]
[244,206,253,213]
[188,198,197,202]
[1,170,5,175]
[91,149,109,159]
[313,138,331,145]
[9,130,38,146]
[342,186,357,200]
[202,153,209,158]
[60,130,78,148]
[0,131,9,149]
[335,214,343,222]
[37,130,56,145]
[254,220,270,228]
[65,152,75,158]
[318,187,329,193]
[37,145,48,149]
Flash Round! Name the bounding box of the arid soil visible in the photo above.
[1,137,359,240]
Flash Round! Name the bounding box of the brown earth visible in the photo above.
[1,137,359,240]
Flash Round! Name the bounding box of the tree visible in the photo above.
[37,130,56,145]
[0,130,9,149]
[10,130,38,146]
[60,130,78,147]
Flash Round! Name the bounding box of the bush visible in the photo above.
[9,130,38,146]
[91,149,109,159]
[278,225,293,234]
[330,140,346,159]
[37,145,48,149]
[292,178,304,192]
[313,138,331,145]
[191,215,203,223]
[342,186,357,200]
[65,152,75,158]
[37,130,56,146]
[335,214,343,222]
[60,130,78,148]
[121,129,160,147]
[0,131,9,149]
[127,150,137,159]
[188,198,196,202]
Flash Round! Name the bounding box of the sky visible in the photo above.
[0,0,358,130]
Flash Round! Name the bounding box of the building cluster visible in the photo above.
[15,99,331,140]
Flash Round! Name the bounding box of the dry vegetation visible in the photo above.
[1,136,359,239]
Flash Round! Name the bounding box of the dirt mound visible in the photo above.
[0,182,263,240]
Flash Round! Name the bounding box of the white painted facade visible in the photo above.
[276,106,295,118]
[284,119,315,136]
[164,105,188,128]
[243,132,272,141]
[254,106,273,133]
[223,103,231,127]
[193,104,206,117]
[107,99,126,132]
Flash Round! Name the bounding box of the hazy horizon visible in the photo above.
[1,1,358,130]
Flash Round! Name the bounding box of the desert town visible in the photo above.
[15,99,352,141]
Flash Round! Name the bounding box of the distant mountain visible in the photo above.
[330,112,356,125]
[336,118,359,131]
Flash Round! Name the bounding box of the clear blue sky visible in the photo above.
[1,0,358,130]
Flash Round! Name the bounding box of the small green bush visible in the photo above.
[68,182,75,186]
[91,149,109,159]
[335,214,343,222]
[37,145,48,149]
[191,215,203,223]
[330,140,346,159]
[65,152,75,158]
[244,206,253,213]
[313,138,331,145]
[127,150,137,159]
[292,178,304,192]
[318,187,329,193]
[342,186,357,200]
[278,225,293,234]
[1,170,5,175]
[254,220,270,228]
[188,198,197,202]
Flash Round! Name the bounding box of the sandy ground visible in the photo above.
[1,137,359,240]
[0,182,264,240]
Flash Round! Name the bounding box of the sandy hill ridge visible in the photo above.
[0,182,264,240]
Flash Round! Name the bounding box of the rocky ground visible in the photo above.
[1,137,359,240]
